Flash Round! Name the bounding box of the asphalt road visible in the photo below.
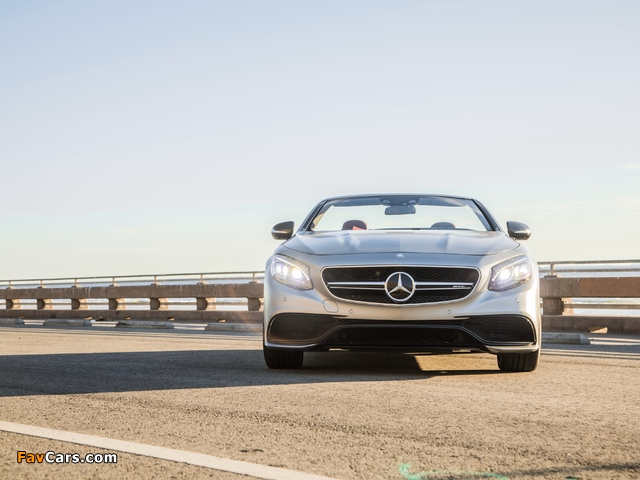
[1,325,639,479]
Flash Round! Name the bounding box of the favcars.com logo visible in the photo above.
[17,451,117,464]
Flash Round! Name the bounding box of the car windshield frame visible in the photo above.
[300,194,501,233]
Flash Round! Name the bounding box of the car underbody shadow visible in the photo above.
[0,348,506,397]
[300,350,503,377]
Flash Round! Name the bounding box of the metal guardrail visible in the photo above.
[538,259,640,275]
[0,271,264,289]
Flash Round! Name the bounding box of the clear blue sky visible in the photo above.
[1,0,639,279]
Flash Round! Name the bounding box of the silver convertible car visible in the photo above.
[264,194,540,372]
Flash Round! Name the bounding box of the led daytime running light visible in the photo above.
[488,255,532,292]
[271,255,313,290]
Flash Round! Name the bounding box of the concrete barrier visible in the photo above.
[542,332,590,345]
[204,323,262,333]
[542,315,640,335]
[43,319,93,327]
[115,321,174,329]
[0,310,263,323]
[541,276,640,334]
[0,318,25,326]
[1,283,264,325]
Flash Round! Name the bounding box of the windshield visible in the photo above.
[308,195,493,232]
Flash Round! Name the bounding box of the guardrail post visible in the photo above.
[6,299,21,310]
[108,298,126,310]
[36,283,52,310]
[541,273,564,316]
[247,298,261,311]
[71,299,88,310]
[542,272,573,315]
[542,298,564,316]
[150,298,169,310]
[196,298,216,311]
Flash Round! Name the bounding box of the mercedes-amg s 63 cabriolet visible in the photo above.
[264,194,539,372]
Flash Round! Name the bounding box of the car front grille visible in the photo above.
[322,266,480,305]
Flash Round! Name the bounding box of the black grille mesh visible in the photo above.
[325,327,480,347]
[323,266,478,283]
[322,266,479,304]
[463,316,535,343]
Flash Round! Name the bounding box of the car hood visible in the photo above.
[283,230,518,256]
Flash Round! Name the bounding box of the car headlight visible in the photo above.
[270,255,313,290]
[488,254,532,291]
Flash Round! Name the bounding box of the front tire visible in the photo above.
[497,349,540,372]
[263,345,304,369]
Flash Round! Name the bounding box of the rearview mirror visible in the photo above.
[507,221,531,240]
[384,205,416,215]
[271,221,295,240]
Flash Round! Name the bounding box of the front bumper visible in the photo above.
[263,252,542,355]
[266,313,537,353]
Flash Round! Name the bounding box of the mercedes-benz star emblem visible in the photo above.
[384,272,416,302]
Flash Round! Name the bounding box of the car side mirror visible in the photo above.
[506,221,531,240]
[272,221,295,240]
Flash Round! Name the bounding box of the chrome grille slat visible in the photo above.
[330,286,385,291]
[415,287,473,291]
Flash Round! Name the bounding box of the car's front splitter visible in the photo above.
[265,313,538,354]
